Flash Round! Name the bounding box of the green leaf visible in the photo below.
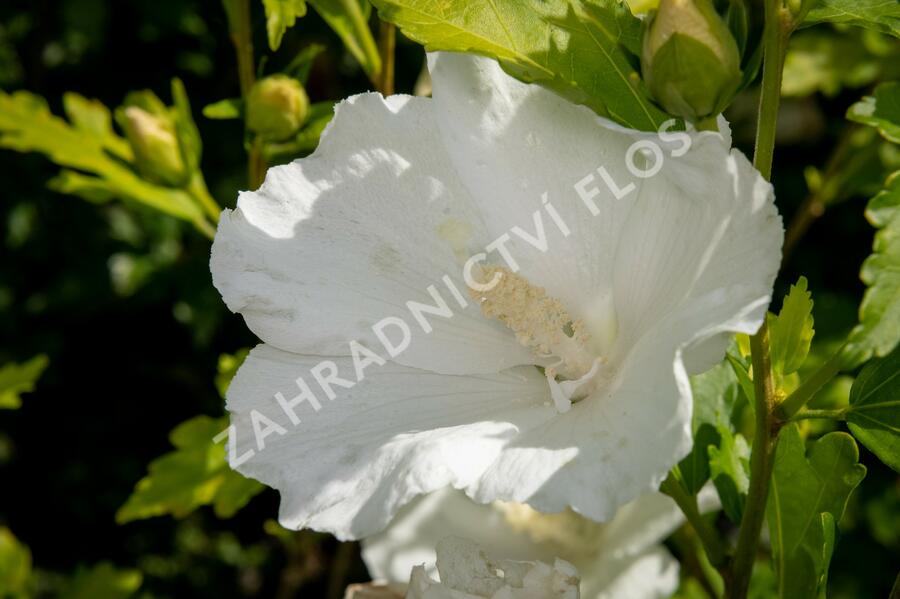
[0,527,32,597]
[60,562,142,599]
[782,29,900,98]
[0,90,212,234]
[804,0,900,38]
[848,81,900,144]
[215,348,250,398]
[677,361,739,494]
[726,351,755,409]
[769,277,815,377]
[370,0,672,131]
[263,0,308,50]
[0,355,48,410]
[203,98,243,120]
[118,351,260,522]
[843,169,900,366]
[768,425,866,599]
[708,431,750,523]
[170,78,202,173]
[846,343,900,472]
[309,0,381,79]
[116,415,263,522]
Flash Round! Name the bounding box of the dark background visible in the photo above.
[0,0,897,597]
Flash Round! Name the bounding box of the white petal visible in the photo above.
[427,53,780,368]
[428,52,641,334]
[226,345,553,540]
[363,488,688,599]
[591,547,680,599]
[211,92,532,375]
[363,488,553,583]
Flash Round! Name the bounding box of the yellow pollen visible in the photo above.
[470,266,594,380]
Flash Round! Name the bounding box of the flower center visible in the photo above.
[469,266,605,413]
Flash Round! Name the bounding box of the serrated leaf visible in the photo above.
[848,81,900,144]
[263,0,308,50]
[769,277,815,377]
[768,425,866,599]
[371,0,672,131]
[116,415,263,523]
[0,355,48,410]
[60,562,142,599]
[118,352,259,523]
[847,342,900,472]
[0,90,212,233]
[843,169,900,366]
[677,361,739,494]
[708,431,750,523]
[309,0,381,78]
[804,0,900,38]
[0,527,32,596]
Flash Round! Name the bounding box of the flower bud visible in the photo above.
[246,75,309,142]
[641,0,742,123]
[121,106,188,187]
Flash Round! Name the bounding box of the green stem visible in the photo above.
[726,4,791,596]
[230,0,256,99]
[790,408,848,422]
[249,135,267,189]
[661,474,727,568]
[187,173,222,223]
[377,20,396,96]
[778,349,845,419]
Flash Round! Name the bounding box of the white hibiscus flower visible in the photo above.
[211,52,781,540]
[363,488,718,599]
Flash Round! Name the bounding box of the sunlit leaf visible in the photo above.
[843,83,900,367]
[370,0,671,131]
[60,562,142,599]
[0,89,212,234]
[309,0,381,79]
[116,415,263,522]
[767,425,866,598]
[848,81,900,144]
[804,0,900,38]
[846,343,900,472]
[263,0,308,50]
[844,170,900,366]
[782,29,899,98]
[117,351,261,523]
[0,355,48,410]
[769,277,815,377]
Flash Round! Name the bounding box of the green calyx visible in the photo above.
[119,103,188,187]
[246,75,310,142]
[641,0,742,122]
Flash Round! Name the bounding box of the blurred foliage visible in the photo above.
[0,355,47,410]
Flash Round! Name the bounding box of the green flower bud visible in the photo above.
[641,0,742,123]
[121,106,188,187]
[246,75,309,142]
